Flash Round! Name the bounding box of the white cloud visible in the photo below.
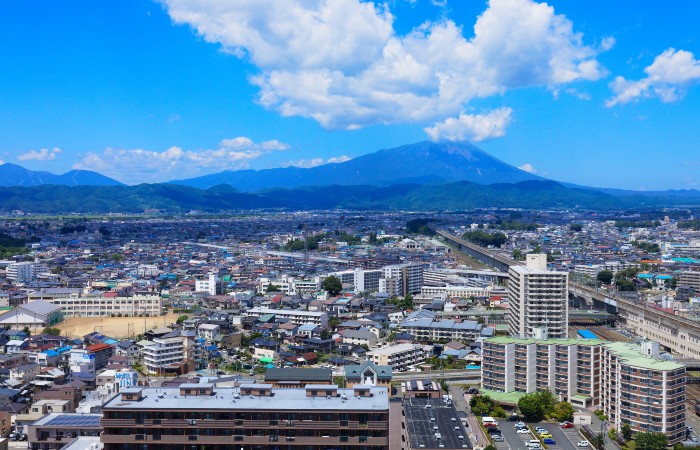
[162,0,608,133]
[607,48,700,106]
[17,147,62,161]
[424,107,512,142]
[0,160,5,165]
[282,155,352,168]
[518,163,537,173]
[72,137,288,184]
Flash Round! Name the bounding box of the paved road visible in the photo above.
[447,385,492,450]
[499,422,528,450]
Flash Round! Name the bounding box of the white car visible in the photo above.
[577,441,590,447]
[517,428,530,434]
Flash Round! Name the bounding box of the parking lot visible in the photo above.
[539,423,579,450]
[485,420,588,450]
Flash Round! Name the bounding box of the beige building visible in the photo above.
[367,343,426,372]
[482,337,686,444]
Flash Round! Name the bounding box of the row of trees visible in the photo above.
[517,391,574,422]
[462,230,508,248]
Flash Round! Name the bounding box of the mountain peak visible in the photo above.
[0,163,124,187]
[169,140,540,191]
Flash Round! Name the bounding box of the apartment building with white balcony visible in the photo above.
[244,307,328,327]
[507,254,568,339]
[7,260,50,282]
[367,343,426,372]
[482,337,686,443]
[140,334,195,375]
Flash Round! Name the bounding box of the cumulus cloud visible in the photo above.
[17,147,62,161]
[607,48,700,106]
[72,137,288,184]
[282,155,352,168]
[424,107,512,142]
[163,0,608,135]
[518,163,537,173]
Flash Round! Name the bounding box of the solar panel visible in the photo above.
[45,415,102,427]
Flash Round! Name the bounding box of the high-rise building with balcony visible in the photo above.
[481,337,686,443]
[507,254,568,339]
[101,384,390,450]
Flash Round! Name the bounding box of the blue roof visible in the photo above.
[56,346,72,353]
[43,350,59,357]
[577,330,598,339]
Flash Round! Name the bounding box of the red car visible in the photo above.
[561,422,574,429]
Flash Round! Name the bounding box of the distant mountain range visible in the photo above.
[0,163,123,187]
[168,141,544,191]
[1,179,700,213]
[2,141,700,213]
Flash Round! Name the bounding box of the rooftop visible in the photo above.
[103,386,389,411]
[484,337,685,371]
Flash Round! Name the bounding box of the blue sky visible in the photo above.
[0,0,699,189]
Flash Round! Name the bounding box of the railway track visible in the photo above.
[567,325,633,342]
[685,382,700,416]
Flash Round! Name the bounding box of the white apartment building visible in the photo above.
[419,285,491,299]
[195,273,219,296]
[257,275,320,295]
[40,294,162,317]
[141,336,188,374]
[507,254,569,339]
[379,263,424,296]
[198,323,220,342]
[574,261,641,278]
[244,307,328,327]
[332,268,382,293]
[137,265,160,277]
[367,343,427,372]
[7,260,50,282]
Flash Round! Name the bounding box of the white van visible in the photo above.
[482,417,499,427]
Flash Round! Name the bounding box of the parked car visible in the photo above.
[544,438,557,445]
[561,422,574,429]
[577,441,590,447]
[517,428,531,434]
[516,422,526,428]
[487,428,502,435]
[526,441,542,448]
[539,432,552,438]
[507,414,522,421]
[492,435,505,442]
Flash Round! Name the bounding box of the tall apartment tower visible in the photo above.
[507,254,569,339]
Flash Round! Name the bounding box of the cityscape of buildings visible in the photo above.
[0,210,697,449]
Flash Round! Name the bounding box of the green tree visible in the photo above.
[634,432,667,450]
[518,391,556,422]
[176,315,188,324]
[570,223,583,232]
[596,270,614,285]
[328,316,341,330]
[621,424,632,441]
[322,275,343,296]
[42,327,61,336]
[469,395,497,417]
[513,249,525,261]
[550,401,574,422]
[265,284,281,292]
